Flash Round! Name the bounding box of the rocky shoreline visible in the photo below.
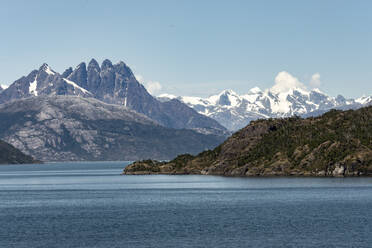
[123,159,370,177]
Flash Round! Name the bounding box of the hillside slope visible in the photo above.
[124,106,372,177]
[0,140,38,164]
[0,96,225,162]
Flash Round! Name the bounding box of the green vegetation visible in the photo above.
[124,106,372,177]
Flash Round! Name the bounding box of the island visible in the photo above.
[124,106,372,177]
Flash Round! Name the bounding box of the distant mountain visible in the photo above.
[159,87,372,131]
[124,106,372,177]
[0,96,225,162]
[0,85,3,93]
[0,60,227,136]
[0,139,39,164]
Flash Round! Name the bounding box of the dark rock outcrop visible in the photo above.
[0,139,39,164]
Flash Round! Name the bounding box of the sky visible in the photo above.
[0,0,371,98]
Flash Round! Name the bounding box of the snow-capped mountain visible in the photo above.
[0,63,92,104]
[159,87,372,131]
[0,59,227,136]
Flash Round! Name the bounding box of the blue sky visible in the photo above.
[1,0,371,98]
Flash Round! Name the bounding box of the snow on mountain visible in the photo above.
[41,64,56,75]
[29,76,38,96]
[159,85,372,131]
[0,59,228,137]
[0,84,8,91]
[356,95,372,105]
[63,78,92,95]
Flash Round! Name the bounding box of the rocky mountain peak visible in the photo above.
[101,59,114,70]
[336,95,346,104]
[208,89,241,107]
[114,61,133,77]
[88,58,100,72]
[61,67,73,78]
[67,62,88,89]
[39,63,55,75]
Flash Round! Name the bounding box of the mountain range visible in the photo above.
[159,86,372,131]
[0,59,230,162]
[0,96,225,162]
[0,59,227,136]
[1,59,371,162]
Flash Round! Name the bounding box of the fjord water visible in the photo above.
[0,162,371,248]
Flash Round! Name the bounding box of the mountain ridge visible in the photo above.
[159,87,372,131]
[0,96,225,162]
[0,59,228,136]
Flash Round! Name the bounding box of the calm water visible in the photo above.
[0,162,372,248]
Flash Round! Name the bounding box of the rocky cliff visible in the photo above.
[124,106,372,177]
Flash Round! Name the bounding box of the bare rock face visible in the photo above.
[0,96,225,162]
[124,106,372,177]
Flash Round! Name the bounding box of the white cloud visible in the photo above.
[135,74,163,96]
[270,71,307,93]
[310,73,321,88]
[1,84,9,89]
[135,74,144,83]
[145,81,162,95]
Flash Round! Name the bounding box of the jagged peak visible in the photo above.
[207,89,241,107]
[88,58,100,68]
[116,60,127,66]
[114,60,134,77]
[219,89,238,96]
[76,62,87,70]
[101,59,113,70]
[61,67,73,78]
[39,63,55,75]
